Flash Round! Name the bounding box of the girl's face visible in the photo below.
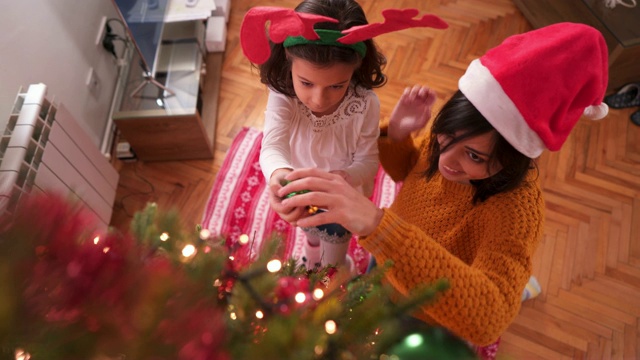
[290,57,356,116]
[437,131,503,184]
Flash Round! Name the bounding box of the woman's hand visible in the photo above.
[388,85,437,142]
[279,168,384,236]
[268,168,307,225]
[328,169,354,187]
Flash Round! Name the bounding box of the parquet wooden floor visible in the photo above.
[110,0,640,358]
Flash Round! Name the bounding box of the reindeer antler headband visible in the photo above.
[240,7,449,64]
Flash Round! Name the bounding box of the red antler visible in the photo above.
[240,7,338,64]
[338,8,448,44]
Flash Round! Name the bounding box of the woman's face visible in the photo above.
[437,131,503,184]
[290,57,356,117]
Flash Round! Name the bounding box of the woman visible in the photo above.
[271,22,609,352]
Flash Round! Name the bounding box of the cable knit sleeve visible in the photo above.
[377,125,427,182]
[358,181,544,346]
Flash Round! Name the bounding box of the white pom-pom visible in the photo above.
[583,103,609,120]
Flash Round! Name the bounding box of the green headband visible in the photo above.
[283,29,367,57]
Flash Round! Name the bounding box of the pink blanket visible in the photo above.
[201,127,399,274]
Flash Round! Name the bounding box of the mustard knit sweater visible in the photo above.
[359,134,545,346]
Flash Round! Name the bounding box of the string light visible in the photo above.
[102,247,110,254]
[324,320,337,334]
[255,310,264,319]
[266,259,282,273]
[15,349,30,360]
[182,244,196,257]
[238,234,249,245]
[229,312,237,320]
[93,236,100,245]
[404,333,424,348]
[213,279,222,287]
[312,288,324,300]
[294,292,306,303]
[229,255,235,261]
[159,232,169,241]
[199,229,211,240]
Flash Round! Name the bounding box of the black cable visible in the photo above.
[116,163,156,218]
[104,35,128,59]
[102,18,129,60]
[107,18,126,35]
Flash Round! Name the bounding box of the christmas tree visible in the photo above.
[0,193,476,359]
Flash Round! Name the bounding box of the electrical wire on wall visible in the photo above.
[102,18,130,62]
[100,18,134,157]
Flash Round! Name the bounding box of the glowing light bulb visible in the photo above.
[103,247,110,253]
[404,333,424,348]
[294,292,306,303]
[312,288,324,300]
[93,236,100,245]
[238,234,249,244]
[160,232,169,241]
[199,229,211,240]
[15,349,31,360]
[255,310,264,319]
[230,312,237,320]
[229,255,235,261]
[266,259,282,273]
[324,320,337,334]
[182,244,196,257]
[213,279,222,287]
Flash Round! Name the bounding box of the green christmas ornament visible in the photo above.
[281,180,311,199]
[384,326,477,360]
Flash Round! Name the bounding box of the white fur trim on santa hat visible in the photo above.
[459,59,546,159]
[583,103,609,120]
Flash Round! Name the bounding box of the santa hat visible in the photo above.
[458,22,609,158]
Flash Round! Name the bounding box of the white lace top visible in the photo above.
[260,86,380,196]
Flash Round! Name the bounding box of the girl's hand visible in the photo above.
[388,85,437,142]
[268,168,307,225]
[279,168,384,236]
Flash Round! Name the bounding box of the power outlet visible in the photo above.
[86,67,99,90]
[95,16,108,46]
[86,67,102,97]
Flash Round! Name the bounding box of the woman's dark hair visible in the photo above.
[257,0,387,96]
[424,90,535,203]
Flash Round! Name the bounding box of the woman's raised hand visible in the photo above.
[278,168,384,236]
[388,85,437,142]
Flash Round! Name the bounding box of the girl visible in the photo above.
[240,1,447,270]
[273,22,609,357]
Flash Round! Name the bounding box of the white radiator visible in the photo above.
[0,83,119,229]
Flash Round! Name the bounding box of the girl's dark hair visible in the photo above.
[424,90,535,203]
[257,0,387,96]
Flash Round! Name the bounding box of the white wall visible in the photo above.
[0,0,122,148]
